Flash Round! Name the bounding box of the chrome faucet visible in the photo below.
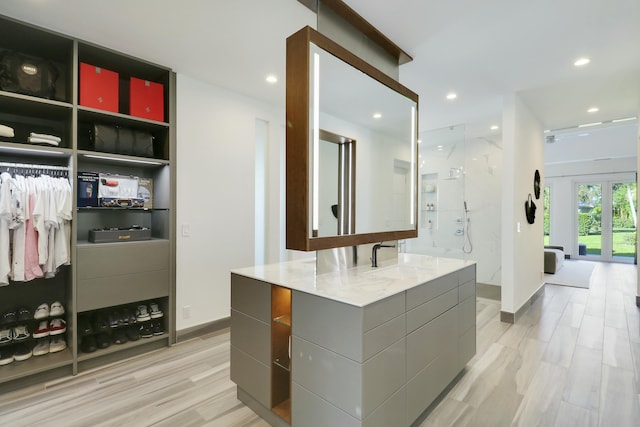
[371,242,396,267]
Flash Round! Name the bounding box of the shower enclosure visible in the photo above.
[407,124,469,256]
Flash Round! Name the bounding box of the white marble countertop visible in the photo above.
[231,253,476,307]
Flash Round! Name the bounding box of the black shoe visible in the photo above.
[121,308,136,326]
[151,320,164,336]
[81,335,97,353]
[112,329,128,345]
[126,326,140,341]
[1,310,17,326]
[78,315,93,336]
[16,307,31,322]
[138,322,152,338]
[0,346,14,365]
[108,311,123,328]
[13,343,32,361]
[95,333,111,349]
[92,313,109,333]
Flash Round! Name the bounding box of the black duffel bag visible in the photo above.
[92,123,155,158]
[0,51,59,99]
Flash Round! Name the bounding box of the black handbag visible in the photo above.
[0,51,59,99]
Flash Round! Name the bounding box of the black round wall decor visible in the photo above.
[533,169,541,199]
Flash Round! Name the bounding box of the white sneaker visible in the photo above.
[13,325,30,341]
[34,303,49,319]
[149,302,163,319]
[49,336,66,353]
[50,301,65,317]
[33,338,50,356]
[49,319,66,336]
[33,320,50,338]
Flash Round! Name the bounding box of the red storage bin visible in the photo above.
[79,63,119,113]
[130,77,164,122]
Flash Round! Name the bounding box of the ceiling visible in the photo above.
[2,0,639,147]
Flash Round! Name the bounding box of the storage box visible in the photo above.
[98,173,138,199]
[77,171,99,207]
[89,227,151,243]
[137,177,153,209]
[130,77,164,121]
[79,63,119,113]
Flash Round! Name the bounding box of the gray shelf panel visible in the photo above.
[77,334,169,363]
[77,237,170,247]
[77,150,169,167]
[0,91,73,113]
[0,348,73,385]
[78,106,169,129]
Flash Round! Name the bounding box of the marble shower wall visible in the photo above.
[406,126,502,286]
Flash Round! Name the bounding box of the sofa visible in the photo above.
[544,245,565,274]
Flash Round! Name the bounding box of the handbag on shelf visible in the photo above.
[0,51,59,99]
[91,123,155,158]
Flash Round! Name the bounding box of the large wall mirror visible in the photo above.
[286,26,419,251]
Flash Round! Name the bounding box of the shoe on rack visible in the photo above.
[92,313,109,332]
[50,301,65,317]
[138,322,153,338]
[0,327,13,344]
[49,335,66,353]
[126,326,140,342]
[13,325,30,341]
[108,311,123,328]
[121,308,136,326]
[136,305,151,322]
[17,307,31,322]
[80,335,97,353]
[0,346,14,365]
[1,310,17,326]
[49,319,66,336]
[13,343,32,361]
[34,303,49,320]
[149,302,163,319]
[151,320,164,336]
[33,320,50,338]
[78,315,93,336]
[33,338,50,356]
[95,333,111,349]
[112,329,128,345]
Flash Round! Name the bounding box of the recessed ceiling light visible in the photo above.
[612,117,636,123]
[446,93,457,100]
[265,74,278,84]
[574,57,590,67]
[417,139,422,144]
[578,122,602,128]
[490,125,499,131]
[587,107,599,113]
[373,112,382,119]
[544,129,550,133]
[579,133,590,137]
[436,145,444,150]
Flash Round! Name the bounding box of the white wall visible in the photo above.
[176,74,285,330]
[501,93,545,314]
[545,157,637,256]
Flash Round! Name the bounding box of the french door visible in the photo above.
[575,175,637,263]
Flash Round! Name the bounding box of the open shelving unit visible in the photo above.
[0,14,176,392]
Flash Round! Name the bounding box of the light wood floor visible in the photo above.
[0,262,637,426]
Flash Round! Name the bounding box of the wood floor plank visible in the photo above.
[554,401,598,427]
[511,361,568,426]
[599,365,640,427]
[602,326,634,370]
[561,345,602,410]
[576,314,605,350]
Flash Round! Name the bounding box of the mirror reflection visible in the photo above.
[310,41,417,239]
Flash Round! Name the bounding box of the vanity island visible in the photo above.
[230,253,476,427]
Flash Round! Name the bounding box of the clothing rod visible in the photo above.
[0,162,70,171]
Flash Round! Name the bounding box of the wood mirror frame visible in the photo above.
[286,26,419,251]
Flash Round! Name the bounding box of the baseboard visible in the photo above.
[500,284,545,324]
[176,317,230,343]
[636,295,640,307]
[476,283,501,301]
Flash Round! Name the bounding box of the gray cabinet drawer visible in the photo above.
[406,272,457,310]
[458,295,476,335]
[406,287,458,333]
[458,265,476,284]
[406,305,457,380]
[292,383,360,427]
[230,345,270,409]
[230,274,271,323]
[459,279,475,302]
[77,269,169,311]
[77,240,169,279]
[363,292,405,332]
[459,327,476,369]
[230,309,270,365]
[363,314,405,361]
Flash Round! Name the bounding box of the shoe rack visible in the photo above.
[0,14,176,391]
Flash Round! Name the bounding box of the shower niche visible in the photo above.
[421,172,438,229]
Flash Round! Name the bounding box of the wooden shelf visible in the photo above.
[273,314,291,327]
[77,334,169,362]
[0,348,73,385]
[272,399,291,424]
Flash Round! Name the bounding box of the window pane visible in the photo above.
[577,184,602,256]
